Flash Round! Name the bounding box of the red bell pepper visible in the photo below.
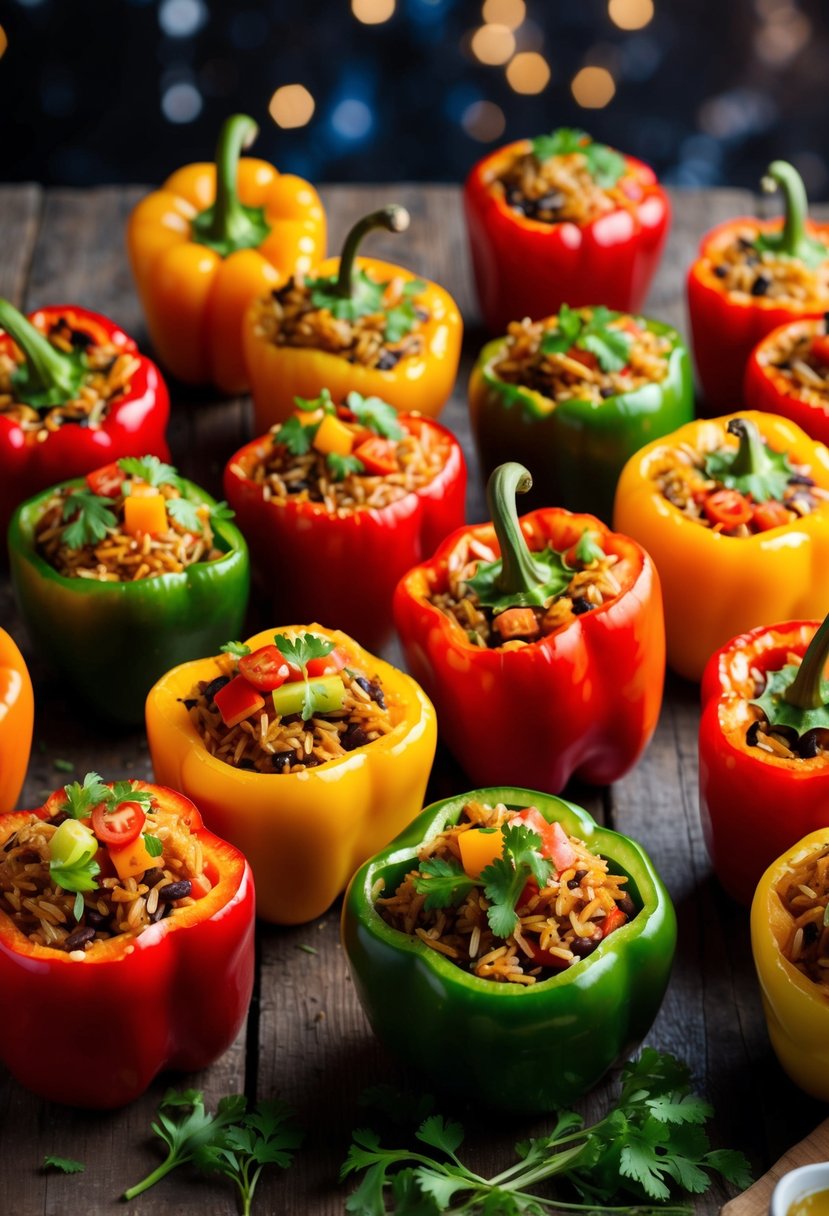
[223,412,466,651]
[699,616,829,906]
[744,317,829,446]
[0,781,255,1109]
[688,161,829,413]
[393,462,665,793]
[0,300,170,538]
[464,137,670,334]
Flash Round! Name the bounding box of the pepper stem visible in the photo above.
[762,161,813,261]
[726,417,771,479]
[785,613,829,711]
[487,463,551,597]
[192,114,270,256]
[335,206,410,299]
[0,298,83,406]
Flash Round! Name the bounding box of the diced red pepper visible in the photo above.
[493,607,540,641]
[752,499,792,532]
[601,905,628,938]
[214,674,264,728]
[566,348,600,373]
[85,461,124,497]
[703,488,754,529]
[353,436,399,476]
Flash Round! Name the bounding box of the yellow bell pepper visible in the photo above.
[127,114,326,395]
[0,628,33,814]
[145,625,436,924]
[751,830,829,1101]
[613,410,829,681]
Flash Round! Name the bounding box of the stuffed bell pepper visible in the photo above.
[0,628,33,814]
[700,615,829,905]
[9,455,249,725]
[342,786,676,1113]
[751,829,829,1101]
[146,625,436,924]
[0,775,254,1108]
[744,316,829,446]
[464,128,670,335]
[688,160,829,412]
[393,462,665,793]
[614,411,829,681]
[469,305,693,522]
[0,299,170,538]
[224,388,466,650]
[243,205,462,429]
[127,113,326,394]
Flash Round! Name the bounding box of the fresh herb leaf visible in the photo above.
[327,452,366,482]
[307,269,386,322]
[61,490,117,549]
[276,414,316,456]
[72,890,85,921]
[210,500,235,523]
[107,782,154,813]
[531,128,626,189]
[143,833,163,858]
[531,126,589,161]
[480,825,553,939]
[274,631,335,673]
[43,1155,85,1174]
[221,640,252,658]
[119,455,181,489]
[294,388,336,414]
[539,302,583,355]
[346,391,404,440]
[574,528,605,565]
[53,758,74,773]
[540,304,632,373]
[383,279,426,343]
[167,495,204,534]
[192,1098,302,1216]
[466,546,571,613]
[60,771,109,819]
[412,858,477,911]
[50,849,100,896]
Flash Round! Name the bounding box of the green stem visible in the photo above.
[762,160,810,259]
[486,462,551,597]
[192,115,270,256]
[726,417,771,479]
[122,1152,178,1201]
[785,612,829,710]
[335,205,410,299]
[0,298,82,405]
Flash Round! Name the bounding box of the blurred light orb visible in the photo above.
[755,11,810,66]
[698,87,776,139]
[269,84,315,129]
[0,26,6,58]
[471,23,515,65]
[159,0,206,38]
[506,52,551,94]
[482,0,525,31]
[462,100,506,141]
[331,98,373,140]
[572,66,616,108]
[161,81,203,123]
[608,0,654,30]
[352,0,395,22]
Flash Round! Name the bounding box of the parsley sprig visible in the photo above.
[342,1049,752,1215]
[43,1155,85,1174]
[58,772,154,820]
[540,304,633,374]
[61,490,117,549]
[305,272,426,343]
[274,388,400,481]
[274,631,336,721]
[118,455,180,489]
[531,128,626,189]
[115,456,233,534]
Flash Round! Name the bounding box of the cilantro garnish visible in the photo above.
[304,271,425,343]
[480,825,553,938]
[221,640,251,658]
[60,771,109,819]
[346,391,403,439]
[382,278,427,343]
[342,1047,752,1215]
[412,858,477,911]
[143,833,163,858]
[575,528,605,565]
[276,414,315,456]
[704,417,793,503]
[167,495,204,534]
[540,304,633,373]
[119,455,181,489]
[327,453,365,482]
[274,632,336,721]
[531,128,626,189]
[107,781,154,813]
[43,1155,85,1174]
[210,501,235,524]
[61,490,117,549]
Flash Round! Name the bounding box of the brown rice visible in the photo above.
[758,317,829,407]
[776,841,829,988]
[709,229,829,303]
[497,146,636,225]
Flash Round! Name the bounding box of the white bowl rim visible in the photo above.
[771,1164,829,1216]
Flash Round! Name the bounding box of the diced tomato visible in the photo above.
[306,647,347,678]
[510,808,577,873]
[214,674,265,728]
[239,645,291,691]
[85,462,124,497]
[91,800,145,847]
[811,334,829,366]
[601,905,628,938]
[526,940,571,971]
[189,870,213,899]
[703,488,753,529]
[353,436,399,476]
[752,499,792,532]
[493,607,540,641]
[566,347,599,372]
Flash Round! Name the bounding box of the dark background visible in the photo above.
[0,0,825,194]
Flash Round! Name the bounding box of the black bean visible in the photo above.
[738,236,754,251]
[342,724,370,751]
[414,307,429,322]
[617,894,637,917]
[571,596,592,615]
[714,264,728,279]
[272,751,295,771]
[178,697,198,710]
[567,869,588,889]
[804,921,820,945]
[355,676,386,708]
[746,720,762,747]
[203,675,230,702]
[84,908,109,928]
[570,937,599,958]
[777,360,791,371]
[535,192,565,212]
[236,758,257,771]
[158,880,192,902]
[376,350,401,371]
[751,276,770,297]
[599,386,615,398]
[64,925,96,951]
[288,480,310,494]
[789,472,815,486]
[70,329,94,351]
[799,730,824,759]
[2,833,18,852]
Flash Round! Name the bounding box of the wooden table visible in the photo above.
[1,183,825,1215]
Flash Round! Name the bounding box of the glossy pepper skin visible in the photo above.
[613,411,829,682]
[146,626,437,925]
[469,314,693,523]
[751,831,829,1101]
[8,475,249,726]
[0,302,170,539]
[0,782,255,1109]
[0,628,33,814]
[699,621,829,906]
[744,319,829,446]
[223,415,466,651]
[464,141,670,335]
[342,786,676,1114]
[244,206,462,429]
[688,162,829,412]
[127,114,326,394]
[393,502,664,794]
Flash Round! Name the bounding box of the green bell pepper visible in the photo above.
[8,477,249,725]
[341,786,676,1114]
[468,312,693,523]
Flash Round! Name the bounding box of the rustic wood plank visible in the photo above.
[0,183,42,305]
[721,1120,829,1216]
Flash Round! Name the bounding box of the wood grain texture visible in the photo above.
[1,183,824,1215]
[721,1120,829,1216]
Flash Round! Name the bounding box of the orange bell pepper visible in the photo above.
[243,206,463,430]
[0,629,33,814]
[613,411,829,680]
[127,113,326,394]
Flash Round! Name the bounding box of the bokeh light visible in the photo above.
[482,0,525,31]
[470,23,515,65]
[0,26,7,59]
[506,51,551,94]
[571,66,616,108]
[158,0,206,38]
[331,98,374,140]
[462,99,506,141]
[608,0,654,31]
[352,0,396,23]
[269,84,315,129]
[161,81,203,123]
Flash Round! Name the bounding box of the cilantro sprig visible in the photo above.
[61,490,117,549]
[540,304,633,374]
[704,417,793,503]
[328,453,366,482]
[43,1155,85,1175]
[342,1048,752,1215]
[412,858,477,911]
[58,772,154,820]
[118,455,181,489]
[305,271,426,344]
[346,391,403,440]
[480,824,553,938]
[531,128,626,189]
[274,631,336,721]
[221,640,252,658]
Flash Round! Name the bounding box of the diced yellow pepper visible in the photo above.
[458,827,504,879]
[108,835,156,881]
[312,413,354,457]
[124,493,168,536]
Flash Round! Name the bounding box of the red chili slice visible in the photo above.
[91,800,145,847]
[703,488,754,529]
[239,645,291,691]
